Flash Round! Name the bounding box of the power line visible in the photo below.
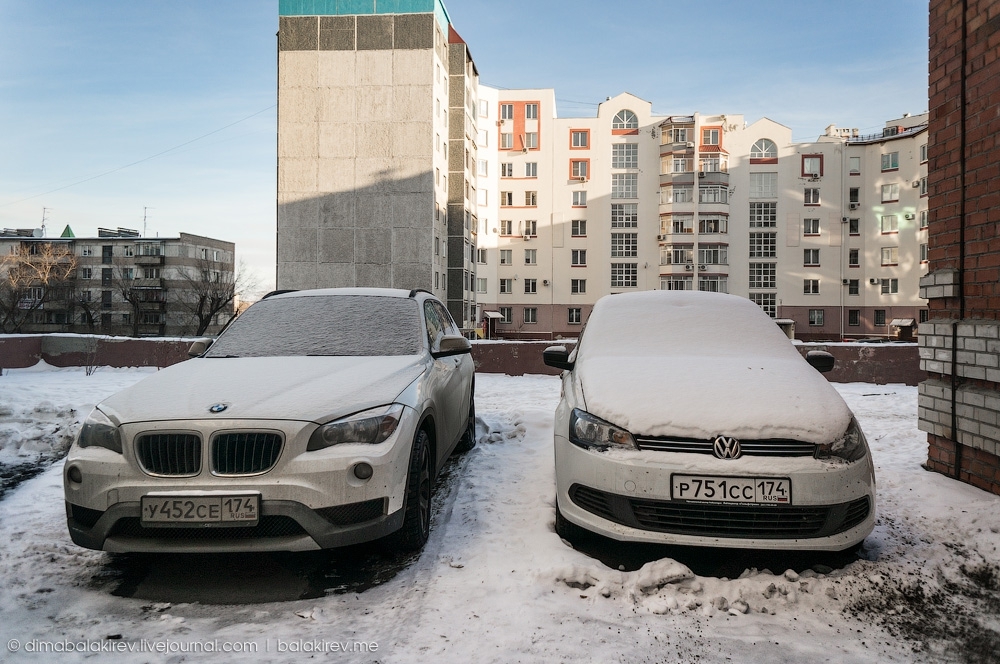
[1,104,276,208]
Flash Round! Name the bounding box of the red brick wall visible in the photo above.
[927,434,1000,494]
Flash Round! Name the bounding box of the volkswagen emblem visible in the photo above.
[209,403,228,414]
[713,436,741,459]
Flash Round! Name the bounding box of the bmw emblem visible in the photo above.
[209,403,229,414]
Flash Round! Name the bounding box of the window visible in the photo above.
[524,133,538,149]
[570,160,588,178]
[881,183,899,202]
[699,185,728,204]
[881,246,899,266]
[571,219,587,237]
[499,307,513,323]
[477,248,487,264]
[524,248,537,265]
[571,249,587,266]
[612,143,638,168]
[881,215,898,233]
[662,245,693,265]
[571,130,589,148]
[525,103,538,119]
[920,143,928,162]
[849,218,860,235]
[612,173,637,199]
[802,155,822,177]
[476,278,487,293]
[919,177,928,196]
[501,163,513,177]
[749,202,777,227]
[749,263,776,289]
[525,162,538,177]
[849,188,860,203]
[663,186,693,204]
[81,267,93,279]
[849,310,860,326]
[848,279,860,295]
[875,310,886,326]
[699,154,727,173]
[849,156,861,175]
[663,276,694,291]
[523,220,537,236]
[611,233,638,257]
[101,268,112,286]
[702,128,720,145]
[142,267,160,279]
[750,173,777,198]
[920,309,930,324]
[803,218,820,235]
[699,215,728,234]
[122,245,134,257]
[572,191,587,206]
[881,152,899,171]
[500,220,513,236]
[749,233,776,258]
[920,210,928,229]
[666,127,689,143]
[666,215,694,234]
[699,276,728,293]
[500,192,513,207]
[809,309,825,326]
[920,243,928,262]
[750,139,777,159]
[671,157,693,173]
[500,133,513,149]
[500,103,513,120]
[751,293,776,318]
[523,307,537,324]
[881,278,899,294]
[524,278,537,294]
[804,248,820,266]
[611,263,637,288]
[849,248,860,267]
[200,248,209,260]
[699,244,727,265]
[499,278,512,294]
[80,290,91,302]
[81,246,94,257]
[571,278,586,294]
[102,246,113,264]
[804,188,820,205]
[611,203,638,227]
[612,110,638,129]
[525,191,537,206]
[803,279,820,294]
[568,308,582,325]
[479,99,488,117]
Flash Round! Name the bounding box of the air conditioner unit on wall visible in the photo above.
[904,213,915,220]
[849,203,859,210]
[657,234,666,241]
[912,181,921,188]
[684,264,694,271]
[698,172,706,178]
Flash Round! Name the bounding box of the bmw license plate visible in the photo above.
[141,494,260,526]
[671,475,791,504]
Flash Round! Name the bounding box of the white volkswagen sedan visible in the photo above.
[64,288,475,554]
[544,291,875,552]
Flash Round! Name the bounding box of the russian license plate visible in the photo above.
[671,475,791,505]
[141,494,260,526]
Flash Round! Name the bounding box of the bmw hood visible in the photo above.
[97,355,426,425]
[576,354,853,444]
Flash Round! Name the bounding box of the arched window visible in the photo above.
[612,110,638,130]
[750,139,777,159]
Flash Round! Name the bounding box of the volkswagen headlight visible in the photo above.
[308,404,404,450]
[816,417,868,462]
[77,408,122,454]
[568,409,637,450]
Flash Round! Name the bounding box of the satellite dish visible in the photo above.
[32,228,43,238]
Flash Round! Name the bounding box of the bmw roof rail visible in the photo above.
[261,289,298,300]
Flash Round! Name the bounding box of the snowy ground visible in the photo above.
[0,366,998,663]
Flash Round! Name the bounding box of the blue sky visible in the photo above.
[0,0,928,292]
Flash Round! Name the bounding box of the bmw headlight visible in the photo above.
[307,404,404,450]
[568,409,637,450]
[816,417,868,462]
[77,408,122,454]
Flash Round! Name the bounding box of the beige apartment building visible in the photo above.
[474,90,928,340]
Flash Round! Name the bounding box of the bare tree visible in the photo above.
[109,257,145,337]
[175,258,257,336]
[0,242,77,333]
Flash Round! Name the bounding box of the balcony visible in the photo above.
[135,254,164,265]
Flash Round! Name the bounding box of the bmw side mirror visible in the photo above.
[433,334,472,359]
[543,345,574,371]
[188,339,213,357]
[806,350,835,373]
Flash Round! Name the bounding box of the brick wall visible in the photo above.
[922,0,1000,495]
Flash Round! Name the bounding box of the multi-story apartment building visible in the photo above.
[276,0,480,328]
[474,89,928,340]
[0,227,235,336]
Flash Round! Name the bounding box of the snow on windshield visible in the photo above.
[206,295,423,357]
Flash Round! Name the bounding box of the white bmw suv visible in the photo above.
[544,290,875,552]
[64,288,475,554]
